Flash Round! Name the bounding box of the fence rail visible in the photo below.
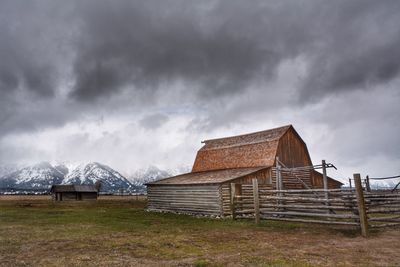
[231,174,400,237]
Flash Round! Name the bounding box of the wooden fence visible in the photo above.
[231,174,400,237]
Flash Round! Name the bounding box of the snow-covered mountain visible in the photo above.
[0,164,19,178]
[127,165,190,191]
[62,162,133,192]
[129,166,172,185]
[0,162,133,192]
[0,162,65,189]
[0,162,190,193]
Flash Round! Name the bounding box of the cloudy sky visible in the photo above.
[0,0,399,181]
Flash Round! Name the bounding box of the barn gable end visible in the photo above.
[275,126,313,168]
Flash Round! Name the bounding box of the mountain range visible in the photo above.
[0,162,181,193]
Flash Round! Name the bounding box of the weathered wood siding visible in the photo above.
[221,183,231,216]
[311,171,342,189]
[81,192,98,200]
[53,192,98,201]
[271,168,312,189]
[221,169,273,216]
[59,192,76,201]
[273,128,313,188]
[276,128,313,168]
[147,184,222,216]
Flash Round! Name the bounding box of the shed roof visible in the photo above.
[147,167,267,185]
[313,170,344,185]
[51,184,98,193]
[192,125,292,172]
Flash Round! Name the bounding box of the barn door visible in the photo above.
[235,184,242,196]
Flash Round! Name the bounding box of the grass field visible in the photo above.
[1,197,399,266]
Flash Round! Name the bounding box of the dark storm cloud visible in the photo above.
[0,1,62,98]
[70,0,284,101]
[300,1,400,100]
[0,0,399,177]
[0,1,74,136]
[0,27,55,97]
[1,0,399,105]
[69,0,400,102]
[1,0,400,136]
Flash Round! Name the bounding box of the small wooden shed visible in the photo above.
[311,170,343,189]
[50,185,98,201]
[147,125,342,216]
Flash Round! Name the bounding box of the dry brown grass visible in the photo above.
[0,195,146,201]
[0,196,399,266]
[0,195,51,201]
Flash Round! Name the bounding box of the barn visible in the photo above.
[147,125,342,216]
[50,185,98,201]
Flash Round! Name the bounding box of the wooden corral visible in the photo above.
[51,185,98,201]
[231,175,400,236]
[147,125,343,216]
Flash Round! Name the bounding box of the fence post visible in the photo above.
[276,158,282,209]
[366,175,371,192]
[354,173,369,237]
[252,178,260,224]
[322,160,330,213]
[275,157,281,190]
[230,183,236,220]
[322,160,328,191]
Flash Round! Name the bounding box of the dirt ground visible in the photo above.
[0,196,399,267]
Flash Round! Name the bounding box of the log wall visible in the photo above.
[53,192,98,201]
[147,167,316,217]
[81,193,98,200]
[60,192,77,201]
[147,184,222,216]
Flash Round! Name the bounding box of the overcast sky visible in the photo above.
[0,0,399,181]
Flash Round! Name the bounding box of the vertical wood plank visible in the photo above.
[218,185,224,218]
[366,175,371,192]
[275,157,282,208]
[230,183,236,220]
[322,159,328,192]
[275,157,280,190]
[354,173,369,237]
[252,178,260,224]
[322,160,330,213]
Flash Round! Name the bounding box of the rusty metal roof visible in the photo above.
[147,167,267,185]
[192,125,291,172]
